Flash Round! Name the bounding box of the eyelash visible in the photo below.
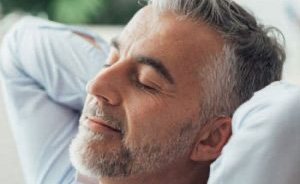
[133,77,158,94]
[103,64,159,94]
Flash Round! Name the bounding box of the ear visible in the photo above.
[190,117,232,162]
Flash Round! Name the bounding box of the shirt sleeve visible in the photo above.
[0,16,109,184]
[208,81,300,184]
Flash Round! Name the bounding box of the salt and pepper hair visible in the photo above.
[147,0,286,123]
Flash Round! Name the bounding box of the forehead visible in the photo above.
[119,5,224,87]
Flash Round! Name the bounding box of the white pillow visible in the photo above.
[208,81,300,184]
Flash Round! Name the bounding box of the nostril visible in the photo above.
[86,79,121,106]
[101,96,110,104]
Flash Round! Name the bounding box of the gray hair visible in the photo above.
[146,0,286,123]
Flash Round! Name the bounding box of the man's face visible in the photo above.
[70,6,223,179]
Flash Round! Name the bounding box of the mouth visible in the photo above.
[85,116,122,134]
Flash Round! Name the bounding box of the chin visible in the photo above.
[69,125,134,178]
[69,125,105,178]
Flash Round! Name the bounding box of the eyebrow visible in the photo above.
[136,56,175,85]
[110,37,175,85]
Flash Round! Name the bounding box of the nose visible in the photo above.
[86,69,122,106]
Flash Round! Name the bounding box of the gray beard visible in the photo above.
[69,120,197,179]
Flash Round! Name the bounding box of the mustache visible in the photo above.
[81,102,125,134]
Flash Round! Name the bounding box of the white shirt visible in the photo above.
[1,16,300,184]
[0,16,108,184]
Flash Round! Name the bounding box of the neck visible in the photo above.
[98,161,210,184]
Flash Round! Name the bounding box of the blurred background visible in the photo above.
[0,0,300,183]
[0,0,141,24]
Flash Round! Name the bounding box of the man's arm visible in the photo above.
[0,16,109,183]
[208,81,300,184]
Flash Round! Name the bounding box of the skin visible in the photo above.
[74,5,232,184]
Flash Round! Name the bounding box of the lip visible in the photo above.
[85,116,121,133]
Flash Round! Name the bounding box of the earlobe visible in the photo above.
[190,117,232,162]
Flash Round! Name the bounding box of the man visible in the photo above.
[0,0,287,184]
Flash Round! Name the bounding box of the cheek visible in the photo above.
[122,96,199,147]
[124,99,167,144]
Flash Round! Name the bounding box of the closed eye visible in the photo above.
[102,63,159,94]
[131,74,159,94]
[135,80,157,92]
